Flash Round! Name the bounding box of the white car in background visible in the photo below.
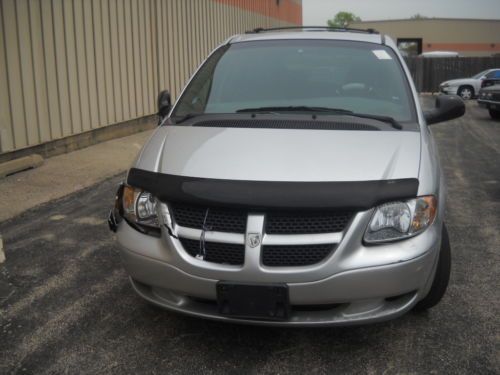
[439,69,500,100]
[421,51,460,58]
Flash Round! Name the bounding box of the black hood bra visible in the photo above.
[127,168,419,211]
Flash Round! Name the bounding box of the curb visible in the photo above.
[0,154,44,179]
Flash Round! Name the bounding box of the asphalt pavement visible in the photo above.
[0,98,499,374]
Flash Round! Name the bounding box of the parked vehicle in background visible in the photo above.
[420,51,460,58]
[480,70,500,89]
[478,84,500,119]
[439,69,500,100]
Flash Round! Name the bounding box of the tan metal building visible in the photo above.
[350,18,500,57]
[0,0,302,158]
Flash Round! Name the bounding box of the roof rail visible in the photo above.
[246,26,379,35]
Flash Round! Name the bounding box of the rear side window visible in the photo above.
[173,40,416,124]
[486,70,500,78]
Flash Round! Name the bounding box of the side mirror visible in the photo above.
[157,90,171,123]
[424,95,465,125]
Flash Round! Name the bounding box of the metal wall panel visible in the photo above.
[0,0,301,154]
[3,0,28,149]
[0,1,14,152]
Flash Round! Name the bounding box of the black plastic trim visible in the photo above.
[193,119,380,131]
[108,183,124,232]
[127,168,419,211]
[246,26,379,35]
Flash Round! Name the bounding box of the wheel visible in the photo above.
[457,86,474,100]
[489,109,500,120]
[414,224,451,311]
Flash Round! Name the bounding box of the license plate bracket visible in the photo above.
[216,282,290,321]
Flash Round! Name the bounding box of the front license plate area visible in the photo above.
[217,282,290,321]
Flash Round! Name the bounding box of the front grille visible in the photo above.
[262,244,335,267]
[180,238,245,265]
[265,211,352,234]
[172,203,350,267]
[170,203,247,233]
[492,93,500,101]
[171,203,352,235]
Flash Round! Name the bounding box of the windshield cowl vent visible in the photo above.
[191,119,380,131]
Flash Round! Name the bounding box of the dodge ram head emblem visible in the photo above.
[247,233,261,248]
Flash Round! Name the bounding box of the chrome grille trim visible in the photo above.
[174,225,245,244]
[173,225,343,247]
[262,232,343,246]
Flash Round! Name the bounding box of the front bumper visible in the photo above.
[122,247,435,326]
[478,99,500,110]
[440,86,458,95]
[116,210,441,326]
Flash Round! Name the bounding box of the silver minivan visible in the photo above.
[109,28,465,326]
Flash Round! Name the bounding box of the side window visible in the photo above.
[173,45,229,117]
[486,70,500,78]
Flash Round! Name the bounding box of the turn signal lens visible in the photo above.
[411,196,437,232]
[123,185,139,221]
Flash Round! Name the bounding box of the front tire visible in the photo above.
[489,109,500,120]
[457,86,474,100]
[414,224,451,311]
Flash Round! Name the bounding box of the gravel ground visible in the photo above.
[0,99,499,374]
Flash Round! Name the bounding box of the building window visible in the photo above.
[397,38,423,57]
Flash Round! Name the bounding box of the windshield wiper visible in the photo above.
[346,113,402,130]
[236,106,353,114]
[235,106,402,130]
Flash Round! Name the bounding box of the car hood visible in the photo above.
[134,126,421,182]
[442,78,476,86]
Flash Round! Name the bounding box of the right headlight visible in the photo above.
[364,196,437,244]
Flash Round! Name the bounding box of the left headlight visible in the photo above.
[122,185,160,233]
[364,196,437,244]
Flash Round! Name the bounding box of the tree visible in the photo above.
[411,14,428,19]
[327,12,361,28]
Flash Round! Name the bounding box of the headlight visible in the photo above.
[441,83,449,88]
[122,185,160,232]
[486,93,492,99]
[364,196,437,243]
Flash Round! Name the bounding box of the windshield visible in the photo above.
[173,40,416,123]
[472,70,489,79]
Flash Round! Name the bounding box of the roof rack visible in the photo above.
[246,26,379,35]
